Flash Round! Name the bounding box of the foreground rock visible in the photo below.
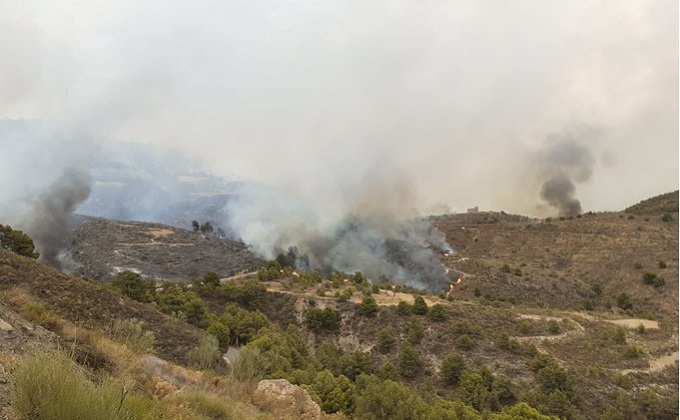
[254,379,321,419]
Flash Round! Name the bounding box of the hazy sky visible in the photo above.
[1,0,677,215]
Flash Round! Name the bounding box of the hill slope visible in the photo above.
[66,217,265,281]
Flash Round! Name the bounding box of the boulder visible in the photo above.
[254,378,321,419]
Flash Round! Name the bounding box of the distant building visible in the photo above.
[467,206,479,214]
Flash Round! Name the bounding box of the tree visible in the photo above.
[110,271,155,303]
[308,370,355,414]
[427,304,447,321]
[396,301,412,316]
[440,352,466,386]
[354,379,428,420]
[398,342,423,379]
[406,317,424,345]
[203,270,220,287]
[0,225,39,259]
[200,221,214,234]
[358,296,378,316]
[412,296,428,315]
[491,402,554,420]
[191,220,200,232]
[305,307,341,331]
[376,330,396,353]
[207,320,230,352]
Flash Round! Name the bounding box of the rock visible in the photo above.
[254,379,321,419]
[0,318,14,333]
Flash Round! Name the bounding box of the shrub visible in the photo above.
[398,342,423,378]
[412,296,428,315]
[306,307,341,331]
[308,370,355,414]
[206,320,230,351]
[187,334,222,370]
[358,296,379,316]
[661,213,672,222]
[658,260,667,269]
[175,391,237,419]
[440,353,466,386]
[11,351,155,419]
[20,303,57,328]
[221,303,270,345]
[642,272,658,285]
[427,304,447,321]
[456,334,475,350]
[406,317,425,345]
[547,320,561,335]
[513,268,522,277]
[0,225,39,259]
[396,301,412,315]
[652,277,666,288]
[111,318,155,353]
[624,346,644,359]
[110,270,155,303]
[612,327,627,344]
[500,264,511,273]
[354,379,427,420]
[633,262,643,270]
[203,270,220,287]
[616,293,633,310]
[376,330,396,353]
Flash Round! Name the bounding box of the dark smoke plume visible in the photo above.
[27,170,91,268]
[537,129,597,217]
[540,172,581,216]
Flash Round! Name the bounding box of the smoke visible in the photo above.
[226,164,455,290]
[535,129,598,216]
[26,170,92,268]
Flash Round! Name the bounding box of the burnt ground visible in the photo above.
[66,217,265,281]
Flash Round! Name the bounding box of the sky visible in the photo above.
[0,0,678,216]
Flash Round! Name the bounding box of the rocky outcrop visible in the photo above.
[254,379,321,419]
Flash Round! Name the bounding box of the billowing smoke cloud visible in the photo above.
[226,164,455,290]
[26,170,91,268]
[536,130,597,216]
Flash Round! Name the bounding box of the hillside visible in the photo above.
[0,192,677,419]
[66,217,265,281]
[625,190,679,215]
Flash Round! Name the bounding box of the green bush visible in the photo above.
[456,334,475,350]
[220,303,270,345]
[0,225,39,259]
[547,320,561,335]
[11,351,155,420]
[20,303,57,328]
[427,304,447,321]
[396,300,412,315]
[305,307,341,331]
[206,321,230,351]
[412,296,428,315]
[398,342,423,379]
[500,264,511,273]
[661,213,672,222]
[440,352,466,386]
[110,271,156,303]
[358,296,378,317]
[616,293,633,311]
[354,378,427,420]
[376,329,396,353]
[187,334,222,370]
[406,317,424,345]
[307,370,355,414]
[642,272,658,285]
[203,271,220,287]
[658,260,667,269]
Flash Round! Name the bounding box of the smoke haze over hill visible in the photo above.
[0,1,677,278]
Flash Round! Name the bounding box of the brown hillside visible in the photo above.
[435,210,678,319]
[0,248,204,365]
